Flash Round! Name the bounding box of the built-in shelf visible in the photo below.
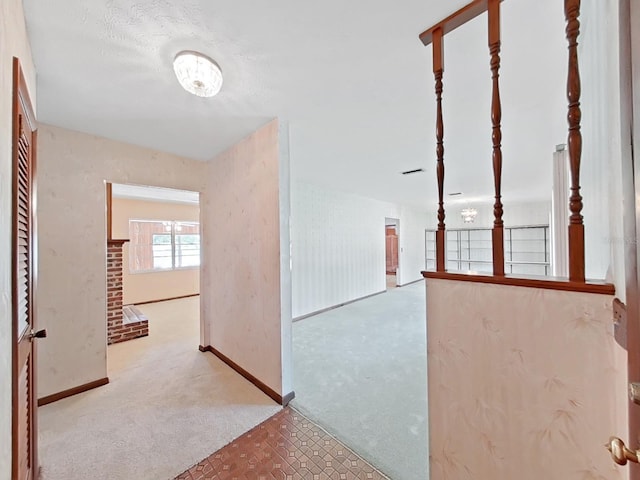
[427,225,551,276]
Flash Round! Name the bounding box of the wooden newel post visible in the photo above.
[488,0,504,276]
[433,28,446,272]
[565,0,585,282]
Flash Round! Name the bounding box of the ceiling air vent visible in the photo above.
[401,168,425,175]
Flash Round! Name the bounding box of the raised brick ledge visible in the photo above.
[109,319,149,345]
[106,239,149,345]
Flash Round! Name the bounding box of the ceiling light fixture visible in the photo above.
[173,51,223,98]
[461,207,478,223]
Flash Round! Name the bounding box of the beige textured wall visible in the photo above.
[112,197,200,305]
[201,119,291,396]
[37,124,206,398]
[426,278,627,480]
[0,0,36,476]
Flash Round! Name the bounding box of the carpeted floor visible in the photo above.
[291,281,429,480]
[38,296,281,480]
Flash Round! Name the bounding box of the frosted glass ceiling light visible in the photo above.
[173,51,223,98]
[461,208,478,223]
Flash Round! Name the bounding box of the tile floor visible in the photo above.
[175,407,389,480]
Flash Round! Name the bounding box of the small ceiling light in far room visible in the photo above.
[461,207,478,223]
[173,51,223,98]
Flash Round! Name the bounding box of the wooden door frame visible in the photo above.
[11,56,38,480]
[385,218,400,284]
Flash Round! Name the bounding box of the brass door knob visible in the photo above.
[607,437,640,465]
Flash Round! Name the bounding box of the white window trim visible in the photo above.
[128,219,201,274]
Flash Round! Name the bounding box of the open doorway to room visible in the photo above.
[36,182,281,480]
[106,183,201,350]
[290,209,429,480]
[385,218,400,289]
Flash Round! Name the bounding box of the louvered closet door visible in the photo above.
[12,57,38,480]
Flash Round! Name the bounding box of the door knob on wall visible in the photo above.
[607,437,640,465]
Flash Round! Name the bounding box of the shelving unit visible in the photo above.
[425,230,436,271]
[425,225,550,275]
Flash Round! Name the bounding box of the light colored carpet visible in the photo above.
[38,296,281,480]
[291,281,428,480]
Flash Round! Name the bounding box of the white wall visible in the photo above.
[397,205,432,285]
[278,121,293,396]
[291,182,429,318]
[37,124,206,398]
[580,0,627,291]
[200,119,292,397]
[0,0,36,476]
[429,201,551,230]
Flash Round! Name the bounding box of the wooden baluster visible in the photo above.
[488,0,504,276]
[565,0,585,282]
[433,28,446,272]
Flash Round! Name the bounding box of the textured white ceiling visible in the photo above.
[24,0,566,209]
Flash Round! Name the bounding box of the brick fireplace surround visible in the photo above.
[107,239,148,344]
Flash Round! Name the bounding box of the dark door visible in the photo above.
[12,57,40,480]
[385,226,398,274]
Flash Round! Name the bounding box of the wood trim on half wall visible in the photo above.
[38,377,109,407]
[199,345,294,406]
[422,270,614,295]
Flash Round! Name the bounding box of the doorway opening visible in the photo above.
[43,184,205,475]
[37,181,281,478]
[385,218,400,289]
[291,248,428,480]
[106,183,201,349]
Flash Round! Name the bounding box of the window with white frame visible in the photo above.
[129,220,200,273]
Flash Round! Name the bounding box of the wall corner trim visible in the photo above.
[38,377,110,406]
[199,345,292,406]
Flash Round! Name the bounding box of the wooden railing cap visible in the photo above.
[419,0,505,46]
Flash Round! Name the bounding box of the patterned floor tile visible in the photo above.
[175,408,389,480]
